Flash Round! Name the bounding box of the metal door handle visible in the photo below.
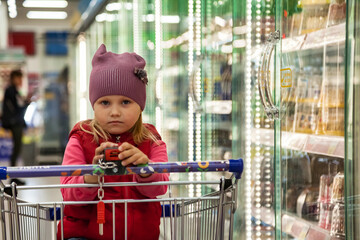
[258,42,273,119]
[189,55,205,112]
[257,30,280,120]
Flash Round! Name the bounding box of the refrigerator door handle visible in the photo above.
[189,55,205,112]
[264,30,280,119]
[257,30,280,120]
[257,36,274,119]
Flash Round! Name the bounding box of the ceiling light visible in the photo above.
[23,0,68,8]
[7,0,17,18]
[106,2,121,11]
[27,11,67,19]
[142,14,180,24]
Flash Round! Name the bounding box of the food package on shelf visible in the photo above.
[327,0,346,27]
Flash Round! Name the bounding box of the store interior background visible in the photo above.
[0,0,359,239]
[0,0,81,165]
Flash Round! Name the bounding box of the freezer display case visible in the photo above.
[247,0,360,239]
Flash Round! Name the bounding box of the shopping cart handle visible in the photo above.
[229,159,243,179]
[0,159,243,179]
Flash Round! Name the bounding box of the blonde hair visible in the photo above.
[80,114,158,145]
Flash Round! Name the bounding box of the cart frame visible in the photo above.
[0,175,239,240]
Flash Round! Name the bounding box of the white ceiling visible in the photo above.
[5,0,81,33]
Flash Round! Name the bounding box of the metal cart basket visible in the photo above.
[0,159,243,240]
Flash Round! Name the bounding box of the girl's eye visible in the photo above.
[122,100,131,105]
[100,100,110,106]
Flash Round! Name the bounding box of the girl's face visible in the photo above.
[94,95,141,135]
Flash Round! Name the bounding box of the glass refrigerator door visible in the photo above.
[239,0,279,239]
[345,0,360,238]
[252,0,351,239]
[278,0,347,239]
[198,2,233,167]
[186,0,234,198]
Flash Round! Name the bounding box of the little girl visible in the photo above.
[58,44,169,240]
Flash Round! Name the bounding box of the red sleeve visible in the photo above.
[60,136,98,201]
[133,139,169,197]
[144,123,162,140]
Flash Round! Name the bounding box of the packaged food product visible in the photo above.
[296,187,319,221]
[290,13,302,37]
[286,186,304,213]
[318,202,333,229]
[330,202,345,237]
[328,0,346,27]
[317,100,344,136]
[317,174,334,229]
[318,174,332,203]
[300,5,329,34]
[331,172,344,203]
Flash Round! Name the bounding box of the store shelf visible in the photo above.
[282,213,339,240]
[283,23,346,52]
[253,207,339,240]
[252,128,344,158]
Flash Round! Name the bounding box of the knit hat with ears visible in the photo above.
[89,44,148,110]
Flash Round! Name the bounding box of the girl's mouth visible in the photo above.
[109,121,122,124]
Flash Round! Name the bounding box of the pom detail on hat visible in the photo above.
[134,68,148,85]
[89,44,147,110]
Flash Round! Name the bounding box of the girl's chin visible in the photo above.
[107,130,125,135]
[105,127,128,135]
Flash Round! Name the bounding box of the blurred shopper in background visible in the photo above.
[1,70,31,185]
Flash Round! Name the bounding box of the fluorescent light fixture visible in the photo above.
[124,2,132,10]
[9,11,17,18]
[214,16,226,27]
[95,13,106,22]
[147,40,155,50]
[7,0,17,18]
[161,15,180,24]
[233,39,246,48]
[234,25,248,35]
[95,13,116,22]
[27,11,67,19]
[23,0,68,8]
[143,14,155,22]
[143,14,180,24]
[106,2,121,11]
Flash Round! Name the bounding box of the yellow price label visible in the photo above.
[281,68,292,88]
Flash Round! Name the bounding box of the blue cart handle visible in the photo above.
[0,159,243,180]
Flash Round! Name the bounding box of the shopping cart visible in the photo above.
[0,159,243,240]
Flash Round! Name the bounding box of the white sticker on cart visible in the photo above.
[18,166,50,169]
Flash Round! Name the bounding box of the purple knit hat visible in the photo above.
[89,44,148,110]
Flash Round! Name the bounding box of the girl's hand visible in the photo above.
[118,142,151,178]
[84,142,118,184]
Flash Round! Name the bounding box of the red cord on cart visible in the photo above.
[97,200,105,235]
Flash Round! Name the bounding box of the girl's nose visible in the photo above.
[110,106,121,116]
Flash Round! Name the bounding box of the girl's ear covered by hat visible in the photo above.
[89,44,148,110]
